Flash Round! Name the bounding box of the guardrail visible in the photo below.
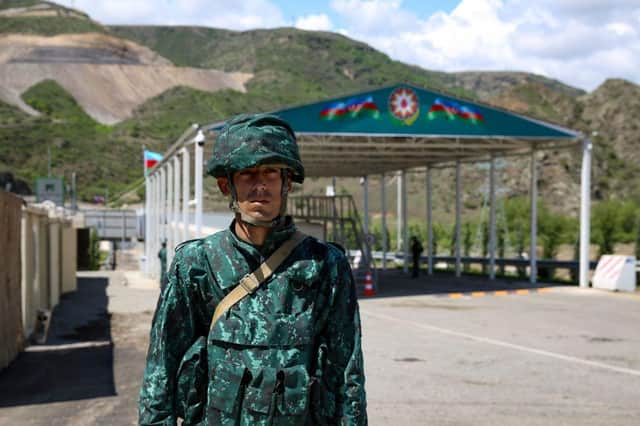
[350,250,600,272]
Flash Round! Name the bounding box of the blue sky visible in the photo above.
[57,0,640,91]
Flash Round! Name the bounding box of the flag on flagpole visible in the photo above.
[144,150,163,175]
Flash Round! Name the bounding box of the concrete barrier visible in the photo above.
[0,190,23,370]
[20,205,48,339]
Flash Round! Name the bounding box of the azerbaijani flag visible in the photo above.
[144,150,163,175]
[428,98,484,123]
[320,96,380,120]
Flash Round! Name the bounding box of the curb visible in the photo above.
[437,287,553,298]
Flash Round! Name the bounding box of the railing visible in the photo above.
[288,195,377,286]
[380,252,599,281]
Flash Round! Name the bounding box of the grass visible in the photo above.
[0,80,140,201]
[0,16,104,35]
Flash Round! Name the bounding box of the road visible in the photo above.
[1,258,639,425]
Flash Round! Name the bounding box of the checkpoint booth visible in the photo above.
[143,84,593,288]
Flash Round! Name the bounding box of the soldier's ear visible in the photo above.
[217,177,230,195]
[286,172,292,192]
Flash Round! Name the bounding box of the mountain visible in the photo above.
[0,1,638,217]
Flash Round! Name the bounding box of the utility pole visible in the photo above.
[48,145,52,177]
[71,172,77,211]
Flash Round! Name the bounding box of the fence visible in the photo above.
[1,193,79,371]
[0,191,23,370]
[83,209,138,240]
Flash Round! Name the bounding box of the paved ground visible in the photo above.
[1,252,639,425]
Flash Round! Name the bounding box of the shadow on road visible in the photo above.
[0,276,116,407]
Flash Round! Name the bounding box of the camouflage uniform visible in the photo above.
[139,114,367,425]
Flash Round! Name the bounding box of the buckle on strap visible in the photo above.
[239,273,260,294]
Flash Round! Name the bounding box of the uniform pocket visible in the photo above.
[175,336,207,424]
[244,367,277,415]
[278,365,311,416]
[311,379,337,423]
[243,365,311,419]
[208,361,247,414]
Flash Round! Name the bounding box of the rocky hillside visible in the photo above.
[0,0,638,216]
[0,2,251,123]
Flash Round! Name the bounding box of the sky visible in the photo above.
[56,0,640,92]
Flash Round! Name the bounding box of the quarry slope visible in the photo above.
[0,33,252,123]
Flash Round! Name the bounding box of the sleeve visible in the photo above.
[323,251,368,425]
[138,248,206,425]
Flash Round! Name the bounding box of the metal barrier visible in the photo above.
[83,209,138,240]
[0,191,23,370]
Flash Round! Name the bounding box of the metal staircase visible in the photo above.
[287,195,377,293]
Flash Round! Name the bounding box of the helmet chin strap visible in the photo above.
[228,170,289,229]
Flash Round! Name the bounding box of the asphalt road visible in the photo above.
[0,268,638,425]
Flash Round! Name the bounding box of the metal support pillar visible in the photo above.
[397,171,402,253]
[455,161,462,277]
[194,131,204,237]
[182,147,190,242]
[579,138,592,288]
[401,170,409,273]
[530,150,538,284]
[144,175,151,274]
[426,167,433,275]
[381,173,387,270]
[166,162,174,265]
[332,176,338,242]
[489,156,497,280]
[150,174,156,277]
[173,156,181,250]
[363,175,369,235]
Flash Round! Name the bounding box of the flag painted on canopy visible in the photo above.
[319,96,380,120]
[144,150,163,175]
[428,98,484,123]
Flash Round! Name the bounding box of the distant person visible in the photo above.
[139,114,367,425]
[157,240,167,289]
[111,241,117,270]
[411,235,423,278]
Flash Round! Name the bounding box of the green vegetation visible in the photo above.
[110,26,473,103]
[0,16,104,35]
[0,0,41,10]
[0,80,142,201]
[591,200,637,255]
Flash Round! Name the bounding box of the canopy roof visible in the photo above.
[205,84,581,177]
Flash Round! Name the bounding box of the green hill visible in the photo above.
[0,2,638,219]
[0,80,141,200]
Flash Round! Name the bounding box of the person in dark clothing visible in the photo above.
[410,236,423,278]
[158,240,167,289]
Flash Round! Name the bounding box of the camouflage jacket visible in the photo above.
[138,218,367,425]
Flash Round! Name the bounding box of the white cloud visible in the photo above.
[329,0,640,91]
[59,0,287,30]
[53,0,640,91]
[295,14,332,31]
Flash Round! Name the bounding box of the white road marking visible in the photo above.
[25,341,112,352]
[361,309,640,377]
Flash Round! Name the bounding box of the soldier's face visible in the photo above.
[217,166,292,222]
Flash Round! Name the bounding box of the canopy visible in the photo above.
[206,83,581,177]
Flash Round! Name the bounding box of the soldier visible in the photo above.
[158,239,167,289]
[410,236,423,278]
[139,114,367,425]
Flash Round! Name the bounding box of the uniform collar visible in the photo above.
[228,215,297,258]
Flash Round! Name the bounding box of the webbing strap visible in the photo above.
[210,230,307,329]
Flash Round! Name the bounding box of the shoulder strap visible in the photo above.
[210,230,307,329]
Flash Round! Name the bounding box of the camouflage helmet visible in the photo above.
[207,113,304,183]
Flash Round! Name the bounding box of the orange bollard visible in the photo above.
[363,270,376,297]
